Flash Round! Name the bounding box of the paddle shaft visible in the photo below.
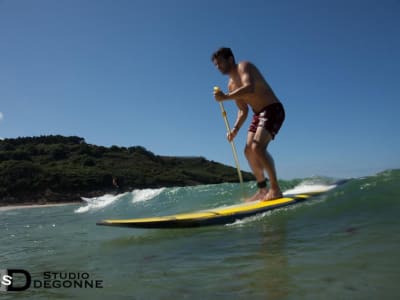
[219,102,244,186]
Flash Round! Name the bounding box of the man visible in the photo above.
[212,47,285,201]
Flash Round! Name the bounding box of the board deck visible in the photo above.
[96,185,339,229]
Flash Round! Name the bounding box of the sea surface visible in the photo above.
[1,169,399,299]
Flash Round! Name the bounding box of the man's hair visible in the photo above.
[211,47,235,62]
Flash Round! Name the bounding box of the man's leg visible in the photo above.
[244,131,268,201]
[251,127,282,200]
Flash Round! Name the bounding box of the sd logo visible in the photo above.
[0,269,31,292]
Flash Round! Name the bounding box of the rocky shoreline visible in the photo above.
[0,135,254,207]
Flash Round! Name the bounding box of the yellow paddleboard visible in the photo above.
[96,184,341,229]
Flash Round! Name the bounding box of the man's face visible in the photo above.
[213,57,232,75]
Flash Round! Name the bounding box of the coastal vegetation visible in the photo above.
[0,135,253,205]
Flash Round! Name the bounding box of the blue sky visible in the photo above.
[0,0,399,179]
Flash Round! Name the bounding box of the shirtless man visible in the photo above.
[211,47,285,201]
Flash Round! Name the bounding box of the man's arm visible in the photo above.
[228,100,248,141]
[233,100,248,131]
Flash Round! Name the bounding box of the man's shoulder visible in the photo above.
[238,61,255,71]
[238,60,252,66]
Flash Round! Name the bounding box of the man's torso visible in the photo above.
[229,62,280,113]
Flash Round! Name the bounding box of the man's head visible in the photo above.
[211,47,236,75]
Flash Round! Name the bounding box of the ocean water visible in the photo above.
[1,169,399,299]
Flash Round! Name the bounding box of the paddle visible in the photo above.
[214,86,244,191]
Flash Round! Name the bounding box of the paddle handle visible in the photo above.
[220,102,244,186]
[214,86,244,186]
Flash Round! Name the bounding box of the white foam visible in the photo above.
[131,188,165,203]
[75,193,127,213]
[283,184,336,195]
[226,211,272,227]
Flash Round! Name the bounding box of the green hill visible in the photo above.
[0,135,253,205]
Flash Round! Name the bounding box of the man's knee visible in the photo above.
[251,140,265,156]
[251,139,261,150]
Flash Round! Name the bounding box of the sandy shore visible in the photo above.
[0,202,81,212]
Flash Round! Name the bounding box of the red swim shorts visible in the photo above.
[249,102,285,139]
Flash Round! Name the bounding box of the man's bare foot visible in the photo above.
[245,189,268,202]
[263,189,283,201]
